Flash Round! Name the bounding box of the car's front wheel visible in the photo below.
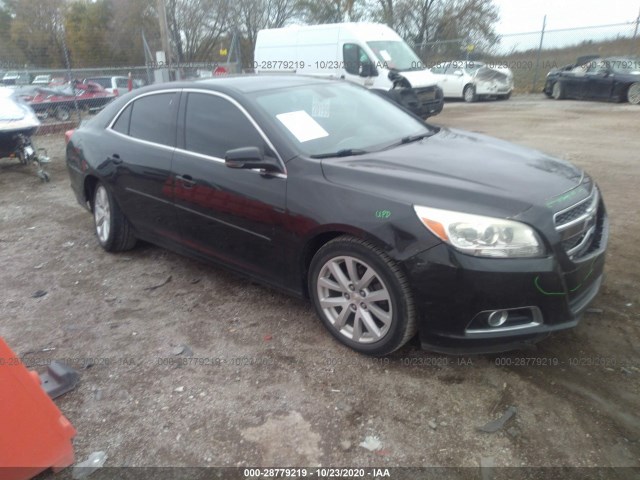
[92,183,136,252]
[309,236,416,355]
[627,82,640,105]
[463,84,477,103]
[552,81,565,100]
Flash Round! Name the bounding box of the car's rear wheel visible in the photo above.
[309,236,416,356]
[463,85,477,103]
[92,183,136,252]
[627,82,640,105]
[498,92,512,100]
[552,81,565,100]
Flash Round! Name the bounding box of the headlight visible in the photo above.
[413,205,545,258]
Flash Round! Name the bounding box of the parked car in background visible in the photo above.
[255,22,444,118]
[2,71,32,86]
[66,76,607,355]
[544,56,640,104]
[32,74,53,86]
[430,61,513,102]
[24,81,115,121]
[83,76,132,96]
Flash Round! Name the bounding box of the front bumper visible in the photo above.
[401,216,608,355]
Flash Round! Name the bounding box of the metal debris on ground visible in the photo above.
[477,406,517,433]
[72,451,107,479]
[143,275,172,291]
[172,344,193,357]
[32,290,47,298]
[40,360,81,399]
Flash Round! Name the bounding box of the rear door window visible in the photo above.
[128,92,179,146]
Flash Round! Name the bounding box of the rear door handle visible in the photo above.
[176,174,196,188]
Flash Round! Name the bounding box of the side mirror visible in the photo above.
[225,147,281,173]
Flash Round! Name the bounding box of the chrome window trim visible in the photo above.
[105,87,287,178]
[181,88,287,176]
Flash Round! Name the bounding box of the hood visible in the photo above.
[321,128,584,218]
[393,69,437,88]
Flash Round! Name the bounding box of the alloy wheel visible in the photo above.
[94,186,111,244]
[316,256,392,344]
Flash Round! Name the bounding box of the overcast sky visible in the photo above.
[493,0,640,34]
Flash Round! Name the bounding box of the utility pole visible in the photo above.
[157,0,171,63]
[532,15,547,93]
[633,6,640,45]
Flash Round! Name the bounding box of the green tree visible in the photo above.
[107,0,161,66]
[65,0,114,67]
[6,0,66,68]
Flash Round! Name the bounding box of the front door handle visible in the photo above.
[176,174,196,188]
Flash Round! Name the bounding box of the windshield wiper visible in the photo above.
[310,148,369,159]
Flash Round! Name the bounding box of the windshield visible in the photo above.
[251,82,431,157]
[607,59,640,74]
[367,41,422,71]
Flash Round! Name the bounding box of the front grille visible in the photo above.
[554,187,601,259]
[416,87,436,102]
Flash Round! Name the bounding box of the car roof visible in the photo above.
[150,75,337,94]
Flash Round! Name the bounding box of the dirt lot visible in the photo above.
[1,96,639,473]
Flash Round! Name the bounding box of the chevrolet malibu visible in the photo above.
[66,76,608,355]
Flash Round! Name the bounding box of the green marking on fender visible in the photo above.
[534,257,597,296]
[375,210,392,219]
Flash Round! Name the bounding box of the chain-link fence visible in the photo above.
[1,13,639,131]
[413,21,640,93]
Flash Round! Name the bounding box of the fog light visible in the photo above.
[488,310,508,327]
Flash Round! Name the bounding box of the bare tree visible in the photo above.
[233,0,300,50]
[166,0,231,62]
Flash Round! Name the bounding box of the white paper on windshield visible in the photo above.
[276,110,329,143]
[379,50,392,62]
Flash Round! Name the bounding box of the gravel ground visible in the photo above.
[1,95,639,473]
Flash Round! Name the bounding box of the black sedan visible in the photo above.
[66,76,608,355]
[544,56,640,104]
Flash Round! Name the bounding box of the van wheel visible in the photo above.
[309,236,416,356]
[463,85,477,103]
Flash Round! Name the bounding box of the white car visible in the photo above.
[430,61,513,102]
[32,75,53,86]
[83,76,132,96]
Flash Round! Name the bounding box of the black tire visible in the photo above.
[56,106,70,121]
[92,183,136,252]
[552,81,565,100]
[627,82,640,105]
[463,84,477,103]
[499,91,512,100]
[308,236,417,356]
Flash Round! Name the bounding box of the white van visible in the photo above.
[254,22,444,118]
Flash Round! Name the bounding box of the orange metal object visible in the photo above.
[0,337,76,480]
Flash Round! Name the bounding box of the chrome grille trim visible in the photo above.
[554,187,600,259]
[554,188,598,231]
